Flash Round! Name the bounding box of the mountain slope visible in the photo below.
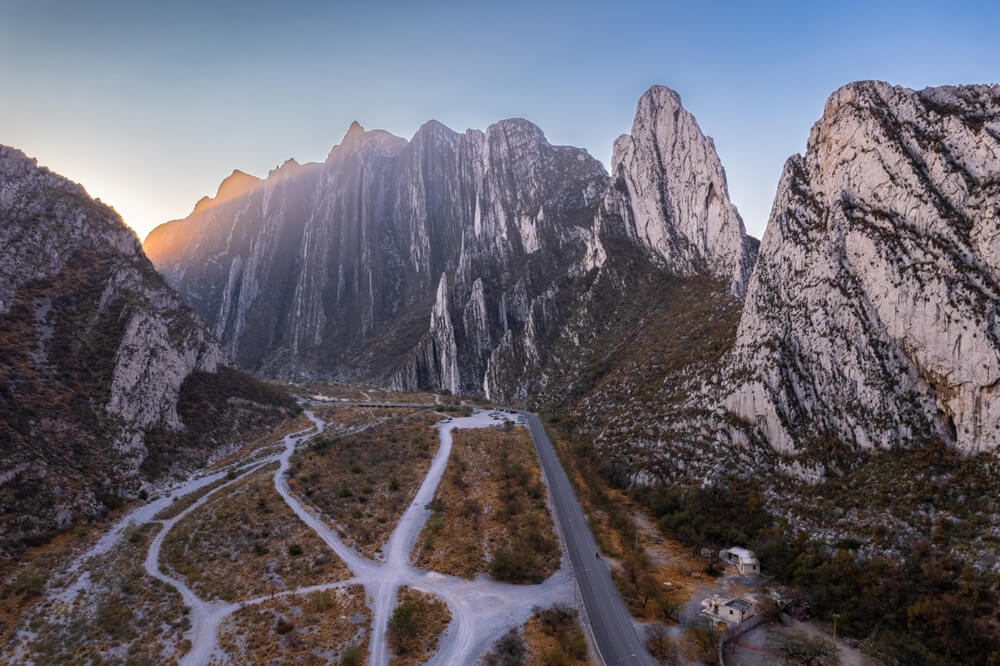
[144,87,758,400]
[727,81,1000,455]
[593,86,759,296]
[0,147,296,554]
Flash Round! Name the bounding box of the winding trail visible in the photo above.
[44,407,585,665]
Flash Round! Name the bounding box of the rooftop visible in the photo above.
[726,546,758,563]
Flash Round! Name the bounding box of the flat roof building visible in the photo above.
[720,546,760,575]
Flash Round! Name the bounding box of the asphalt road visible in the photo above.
[523,412,654,666]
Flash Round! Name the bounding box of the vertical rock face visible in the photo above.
[0,146,283,551]
[597,86,759,296]
[146,87,757,399]
[146,118,610,395]
[728,81,1000,454]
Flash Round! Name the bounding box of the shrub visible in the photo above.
[11,570,46,596]
[482,627,526,666]
[288,543,303,556]
[488,549,541,583]
[124,522,144,544]
[308,589,335,612]
[274,616,294,635]
[340,643,364,665]
[387,600,420,650]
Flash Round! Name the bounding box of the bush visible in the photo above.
[287,543,303,556]
[387,600,420,648]
[340,643,364,665]
[11,570,46,596]
[308,589,335,612]
[123,522,144,544]
[274,616,294,635]
[488,549,540,583]
[482,627,527,666]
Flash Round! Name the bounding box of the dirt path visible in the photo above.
[31,407,579,665]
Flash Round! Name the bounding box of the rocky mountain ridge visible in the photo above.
[144,86,757,402]
[727,81,1000,455]
[0,146,295,554]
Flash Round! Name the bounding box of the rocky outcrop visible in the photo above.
[595,86,759,296]
[727,81,1000,454]
[0,146,292,553]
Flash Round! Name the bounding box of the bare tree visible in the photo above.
[767,631,837,665]
[645,623,680,665]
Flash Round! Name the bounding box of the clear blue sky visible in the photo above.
[2,0,998,240]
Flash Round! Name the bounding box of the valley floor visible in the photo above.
[3,401,599,665]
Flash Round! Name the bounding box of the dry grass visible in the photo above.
[208,413,312,472]
[288,410,440,558]
[545,424,705,622]
[387,586,451,666]
[214,584,370,665]
[523,605,593,666]
[481,605,595,666]
[153,476,230,521]
[161,464,349,602]
[296,382,439,404]
[3,522,189,665]
[0,522,110,646]
[412,427,560,583]
[315,405,426,433]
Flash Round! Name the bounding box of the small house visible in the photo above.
[701,594,755,625]
[720,546,760,575]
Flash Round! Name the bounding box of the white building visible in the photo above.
[720,546,760,575]
[701,594,755,625]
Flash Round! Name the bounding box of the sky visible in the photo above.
[2,0,999,241]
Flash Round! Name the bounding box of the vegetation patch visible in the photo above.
[288,409,440,557]
[523,605,590,665]
[208,413,313,472]
[387,586,451,666]
[3,523,189,664]
[626,450,1000,665]
[153,476,230,521]
[412,427,560,583]
[541,420,686,622]
[480,605,592,666]
[161,465,348,602]
[216,584,370,665]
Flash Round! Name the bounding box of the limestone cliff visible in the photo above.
[145,87,755,400]
[595,86,759,296]
[727,82,1000,454]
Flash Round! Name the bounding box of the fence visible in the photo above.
[717,612,770,666]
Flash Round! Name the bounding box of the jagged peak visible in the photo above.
[345,120,364,138]
[816,80,1000,137]
[486,117,546,140]
[193,169,263,214]
[637,84,684,112]
[327,121,407,161]
[616,84,704,163]
[266,158,305,179]
[412,119,458,142]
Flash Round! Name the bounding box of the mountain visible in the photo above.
[727,81,1000,455]
[595,86,759,296]
[144,86,758,400]
[0,147,296,554]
